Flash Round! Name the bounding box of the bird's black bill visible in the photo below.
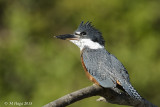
[55,34,78,40]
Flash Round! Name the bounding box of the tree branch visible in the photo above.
[43,85,157,107]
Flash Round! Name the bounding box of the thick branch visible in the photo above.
[43,85,157,107]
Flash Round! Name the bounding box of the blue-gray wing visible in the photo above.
[82,48,116,87]
[82,48,130,88]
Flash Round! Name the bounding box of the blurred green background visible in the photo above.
[0,0,160,107]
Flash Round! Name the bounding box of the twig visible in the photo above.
[43,85,157,107]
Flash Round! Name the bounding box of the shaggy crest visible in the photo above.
[76,21,105,46]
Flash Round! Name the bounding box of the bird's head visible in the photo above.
[55,21,105,50]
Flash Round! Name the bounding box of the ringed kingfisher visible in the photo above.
[55,21,142,100]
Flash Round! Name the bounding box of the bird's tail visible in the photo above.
[122,82,142,100]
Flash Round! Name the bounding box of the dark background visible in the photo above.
[0,0,160,107]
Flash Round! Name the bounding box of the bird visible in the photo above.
[55,21,142,100]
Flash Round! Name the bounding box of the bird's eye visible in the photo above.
[80,32,86,36]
